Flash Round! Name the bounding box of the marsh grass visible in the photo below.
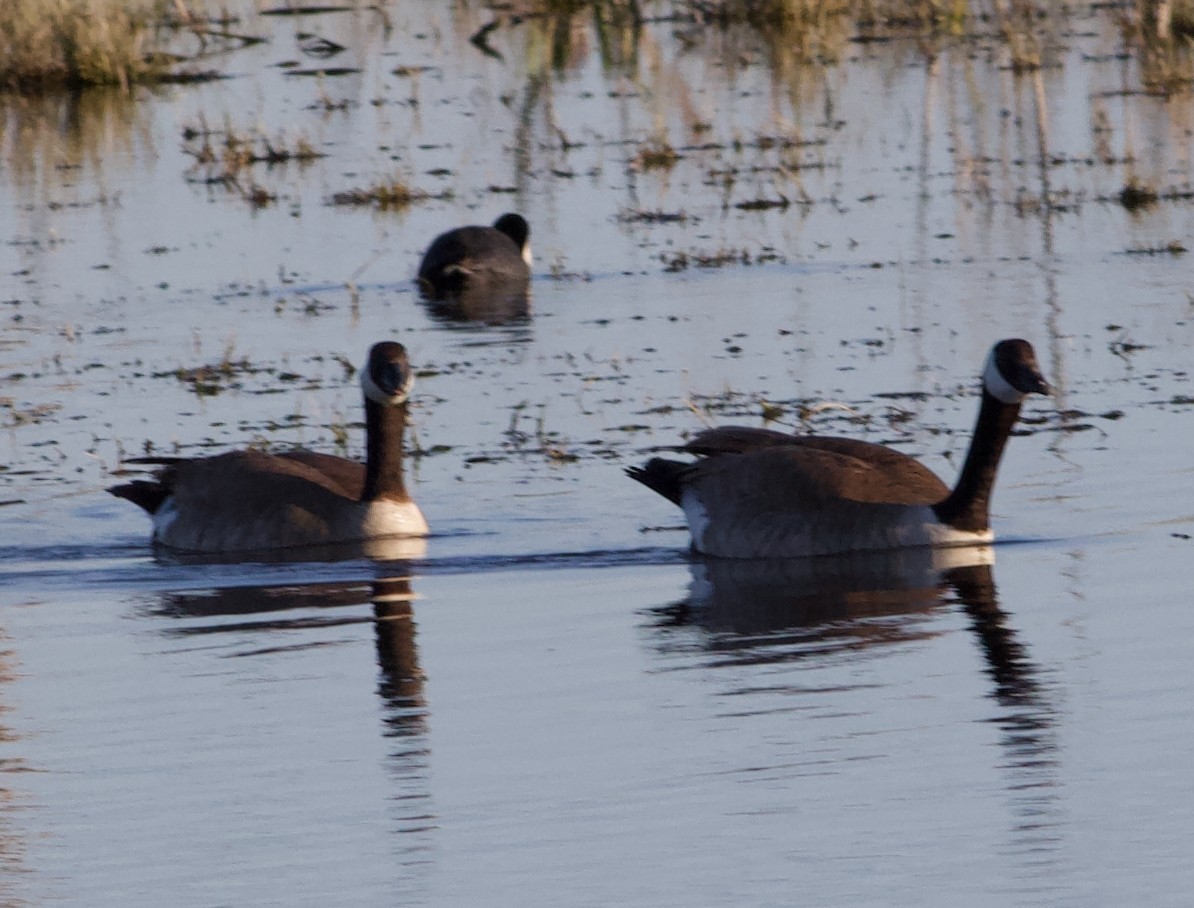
[1,0,171,90]
[157,337,264,397]
[1116,1,1194,96]
[689,0,852,29]
[180,118,320,207]
[182,119,323,172]
[633,138,681,171]
[329,179,453,209]
[0,0,246,90]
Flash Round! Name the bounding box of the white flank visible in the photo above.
[152,496,179,541]
[680,499,994,559]
[679,491,711,551]
[981,348,1023,405]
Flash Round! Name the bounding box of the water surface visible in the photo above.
[3,3,1194,905]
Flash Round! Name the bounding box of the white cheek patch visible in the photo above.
[521,240,533,269]
[361,365,413,406]
[982,349,1023,405]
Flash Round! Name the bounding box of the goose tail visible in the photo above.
[108,479,169,515]
[625,458,689,507]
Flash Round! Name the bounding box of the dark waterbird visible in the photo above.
[416,212,532,297]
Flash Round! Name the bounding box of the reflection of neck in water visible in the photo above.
[147,570,438,865]
[652,546,1062,854]
[372,576,427,739]
[946,562,1061,851]
[370,575,437,865]
[949,564,1042,708]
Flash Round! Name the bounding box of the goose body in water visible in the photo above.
[109,341,428,554]
[417,212,531,297]
[626,338,1050,558]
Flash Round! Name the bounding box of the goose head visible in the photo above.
[982,338,1051,405]
[361,341,415,407]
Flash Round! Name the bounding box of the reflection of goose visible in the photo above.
[627,339,1050,558]
[109,342,429,555]
[153,580,374,623]
[651,545,1048,713]
[148,575,428,730]
[657,545,994,641]
[420,280,530,325]
[417,213,532,297]
[650,546,1056,783]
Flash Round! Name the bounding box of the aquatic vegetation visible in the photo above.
[158,340,264,397]
[687,0,853,29]
[1117,178,1160,212]
[0,0,233,90]
[1,398,63,427]
[616,209,694,224]
[180,118,320,208]
[1106,1,1194,94]
[328,179,453,209]
[632,138,682,171]
[1,0,160,89]
[1122,239,1189,256]
[660,246,785,272]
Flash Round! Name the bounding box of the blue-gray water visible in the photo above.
[3,3,1194,905]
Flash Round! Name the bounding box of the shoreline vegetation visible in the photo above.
[1,0,179,91]
[0,0,240,91]
[1,1,1192,93]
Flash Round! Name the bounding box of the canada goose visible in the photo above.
[109,341,429,554]
[417,212,532,296]
[626,338,1050,558]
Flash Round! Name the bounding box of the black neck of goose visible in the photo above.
[933,390,1022,533]
[362,397,409,502]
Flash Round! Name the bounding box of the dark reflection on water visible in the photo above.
[1,541,687,595]
[645,546,1062,856]
[418,280,532,327]
[949,565,1062,855]
[149,580,373,623]
[0,627,30,905]
[371,576,439,858]
[372,576,428,740]
[143,568,438,870]
[149,535,430,568]
[644,546,995,669]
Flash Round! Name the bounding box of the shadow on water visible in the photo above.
[643,545,1061,854]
